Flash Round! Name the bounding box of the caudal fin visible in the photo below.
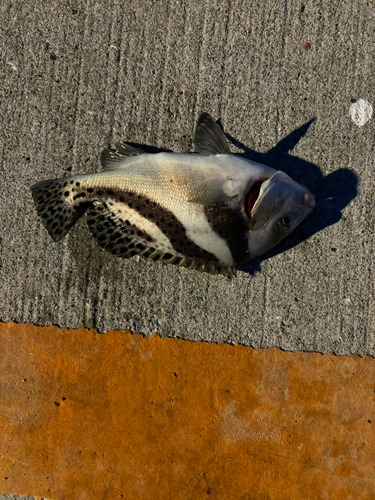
[31,178,91,242]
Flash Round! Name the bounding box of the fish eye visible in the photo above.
[278,216,293,228]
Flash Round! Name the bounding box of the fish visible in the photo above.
[31,113,315,276]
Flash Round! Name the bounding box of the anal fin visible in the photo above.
[86,201,154,259]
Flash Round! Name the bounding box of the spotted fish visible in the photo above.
[31,113,315,276]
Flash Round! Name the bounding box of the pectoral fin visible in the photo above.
[188,178,240,204]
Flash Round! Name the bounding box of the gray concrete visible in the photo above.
[0,0,374,356]
[0,496,41,500]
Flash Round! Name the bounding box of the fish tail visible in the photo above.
[31,177,92,242]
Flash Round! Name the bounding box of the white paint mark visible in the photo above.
[349,99,373,127]
[7,61,17,71]
[343,298,352,305]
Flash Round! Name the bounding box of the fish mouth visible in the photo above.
[245,178,269,218]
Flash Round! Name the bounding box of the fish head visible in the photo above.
[245,170,315,258]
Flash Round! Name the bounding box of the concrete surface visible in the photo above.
[0,496,44,500]
[0,496,42,500]
[0,0,374,355]
[1,323,375,499]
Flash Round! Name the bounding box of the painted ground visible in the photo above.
[1,323,375,499]
[0,0,374,498]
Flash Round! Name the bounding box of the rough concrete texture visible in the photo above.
[0,497,50,500]
[0,496,43,500]
[0,0,374,355]
[1,322,375,499]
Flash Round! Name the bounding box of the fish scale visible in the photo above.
[31,113,315,275]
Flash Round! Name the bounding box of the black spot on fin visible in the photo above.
[193,113,231,156]
[31,178,92,242]
[86,201,157,259]
[87,203,187,264]
[100,143,145,171]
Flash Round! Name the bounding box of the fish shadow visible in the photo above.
[127,120,358,276]
[125,144,174,154]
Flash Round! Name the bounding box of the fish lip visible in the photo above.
[248,176,273,218]
[245,177,270,219]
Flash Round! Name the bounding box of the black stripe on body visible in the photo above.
[56,184,235,273]
[86,200,236,275]
[82,188,221,266]
[204,202,249,264]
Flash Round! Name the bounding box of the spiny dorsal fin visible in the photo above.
[100,143,145,171]
[193,113,231,155]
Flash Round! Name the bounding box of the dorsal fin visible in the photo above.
[193,113,231,155]
[100,143,145,171]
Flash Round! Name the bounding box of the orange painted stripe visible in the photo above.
[0,322,374,499]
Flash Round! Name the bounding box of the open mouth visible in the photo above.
[245,178,268,218]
